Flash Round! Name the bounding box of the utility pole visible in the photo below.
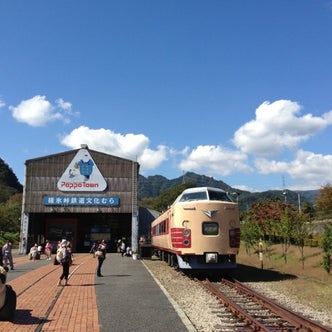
[282,176,287,202]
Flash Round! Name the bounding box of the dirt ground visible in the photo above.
[232,243,332,315]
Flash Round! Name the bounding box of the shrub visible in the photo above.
[320,224,332,274]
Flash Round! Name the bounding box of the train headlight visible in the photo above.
[183,239,190,246]
[183,229,191,237]
[229,228,240,248]
[229,229,236,236]
[205,253,218,263]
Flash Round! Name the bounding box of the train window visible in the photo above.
[207,190,232,202]
[179,192,207,202]
[152,218,169,236]
[202,222,219,235]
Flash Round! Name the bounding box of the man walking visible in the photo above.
[2,241,14,270]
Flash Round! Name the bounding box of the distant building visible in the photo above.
[19,145,139,254]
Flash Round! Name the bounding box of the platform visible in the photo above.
[2,251,195,332]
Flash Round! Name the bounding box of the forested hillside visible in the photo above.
[0,158,23,242]
[0,158,23,203]
[0,157,318,212]
[138,171,319,211]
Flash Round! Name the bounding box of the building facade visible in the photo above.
[19,145,139,254]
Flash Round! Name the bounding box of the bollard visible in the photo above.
[259,239,263,269]
[259,251,263,269]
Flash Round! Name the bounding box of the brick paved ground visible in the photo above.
[1,253,99,332]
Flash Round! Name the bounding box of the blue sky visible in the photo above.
[1,0,332,192]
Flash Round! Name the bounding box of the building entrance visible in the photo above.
[46,218,77,252]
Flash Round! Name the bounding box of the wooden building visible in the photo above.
[19,145,139,254]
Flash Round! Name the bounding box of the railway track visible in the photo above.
[200,278,332,332]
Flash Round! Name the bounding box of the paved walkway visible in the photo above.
[1,251,195,332]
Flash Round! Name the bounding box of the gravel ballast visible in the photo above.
[143,258,332,331]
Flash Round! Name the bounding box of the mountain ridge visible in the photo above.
[138,172,319,211]
[0,158,319,211]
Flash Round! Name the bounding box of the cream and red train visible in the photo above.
[151,187,241,271]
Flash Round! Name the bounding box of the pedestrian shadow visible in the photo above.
[80,283,100,286]
[109,274,131,277]
[11,309,51,325]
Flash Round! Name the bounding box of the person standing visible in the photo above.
[37,244,43,259]
[44,240,53,261]
[57,240,70,286]
[2,241,14,270]
[120,241,126,257]
[96,240,107,277]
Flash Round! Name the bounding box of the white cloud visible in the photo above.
[179,145,252,176]
[255,150,332,189]
[138,146,168,171]
[0,99,5,108]
[60,126,168,172]
[57,99,332,191]
[56,98,72,112]
[254,158,290,174]
[233,100,332,156]
[231,184,258,192]
[9,95,75,127]
[175,100,332,190]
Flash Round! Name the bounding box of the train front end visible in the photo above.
[170,187,241,270]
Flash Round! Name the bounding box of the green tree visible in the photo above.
[301,201,315,219]
[0,193,22,236]
[240,215,264,255]
[138,196,156,210]
[246,198,290,238]
[320,223,332,274]
[139,182,194,212]
[315,184,332,219]
[274,209,295,264]
[292,215,313,269]
[246,198,299,264]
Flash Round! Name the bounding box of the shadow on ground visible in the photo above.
[228,263,297,282]
[12,309,51,325]
[183,264,297,282]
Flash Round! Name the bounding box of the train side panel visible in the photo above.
[151,209,174,253]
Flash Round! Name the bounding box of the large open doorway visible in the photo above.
[46,218,78,252]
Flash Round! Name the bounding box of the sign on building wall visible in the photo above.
[19,212,29,254]
[57,148,107,192]
[43,195,120,206]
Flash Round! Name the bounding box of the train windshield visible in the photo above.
[207,189,232,202]
[179,191,207,202]
[178,189,232,202]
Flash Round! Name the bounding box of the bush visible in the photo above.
[0,232,19,247]
[320,224,332,274]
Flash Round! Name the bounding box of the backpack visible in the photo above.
[56,248,63,263]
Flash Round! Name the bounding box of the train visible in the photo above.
[151,187,241,271]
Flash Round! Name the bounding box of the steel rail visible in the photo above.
[226,278,332,332]
[204,279,276,331]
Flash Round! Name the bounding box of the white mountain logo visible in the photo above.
[57,149,107,192]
